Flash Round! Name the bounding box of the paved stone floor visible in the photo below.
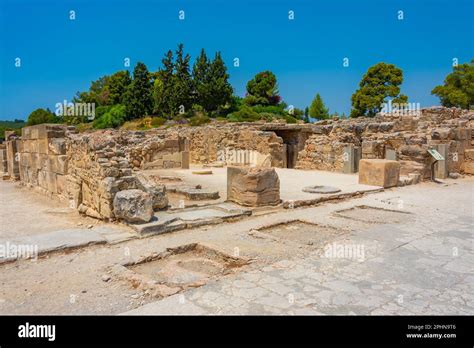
[127,179,474,315]
[148,166,381,205]
[0,177,472,315]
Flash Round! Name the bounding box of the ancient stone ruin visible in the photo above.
[1,107,473,224]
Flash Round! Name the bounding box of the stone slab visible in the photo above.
[130,203,251,235]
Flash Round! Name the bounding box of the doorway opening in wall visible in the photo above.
[273,130,301,168]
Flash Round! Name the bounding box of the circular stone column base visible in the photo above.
[302,185,341,194]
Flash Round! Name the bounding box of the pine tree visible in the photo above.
[350,62,408,117]
[154,50,175,117]
[309,93,329,120]
[192,48,212,111]
[173,43,193,116]
[207,52,233,114]
[124,62,153,120]
[108,70,131,105]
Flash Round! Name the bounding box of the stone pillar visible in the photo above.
[343,144,360,173]
[181,151,190,169]
[6,139,20,180]
[433,144,448,179]
[385,148,397,161]
[354,146,362,172]
[0,145,8,175]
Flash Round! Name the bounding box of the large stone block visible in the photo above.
[113,189,154,223]
[48,138,66,155]
[358,159,400,188]
[22,124,66,140]
[227,166,280,206]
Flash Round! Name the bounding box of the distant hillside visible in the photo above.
[0,120,25,140]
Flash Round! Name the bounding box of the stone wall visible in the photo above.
[8,106,474,220]
[65,129,137,219]
[182,124,285,167]
[296,107,474,179]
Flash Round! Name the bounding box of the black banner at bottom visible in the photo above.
[0,315,472,346]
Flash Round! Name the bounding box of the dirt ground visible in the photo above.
[0,182,117,239]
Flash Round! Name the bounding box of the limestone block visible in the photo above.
[46,171,58,194]
[21,127,31,140]
[462,161,474,174]
[358,159,400,188]
[181,151,190,169]
[48,138,66,155]
[399,160,427,178]
[38,138,48,154]
[56,155,68,174]
[113,189,154,223]
[23,124,66,140]
[56,174,66,194]
[227,166,280,206]
[465,149,474,160]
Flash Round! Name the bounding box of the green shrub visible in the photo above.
[283,114,298,124]
[251,105,286,115]
[27,108,59,126]
[93,104,126,129]
[151,117,166,127]
[257,112,277,122]
[227,105,260,122]
[189,115,211,126]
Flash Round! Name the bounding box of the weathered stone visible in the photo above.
[113,189,154,223]
[462,161,474,174]
[227,167,280,206]
[135,174,168,210]
[358,159,400,188]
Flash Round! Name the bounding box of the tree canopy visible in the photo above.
[309,93,329,119]
[244,71,281,106]
[123,62,153,119]
[27,108,58,126]
[350,62,408,117]
[432,59,474,109]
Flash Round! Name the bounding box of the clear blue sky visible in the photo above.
[1,0,473,120]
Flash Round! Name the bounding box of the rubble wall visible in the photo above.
[296,107,474,179]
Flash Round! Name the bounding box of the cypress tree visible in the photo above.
[124,62,153,120]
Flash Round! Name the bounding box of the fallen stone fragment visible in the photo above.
[113,189,154,223]
[302,185,341,194]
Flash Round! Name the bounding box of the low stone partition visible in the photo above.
[358,159,400,188]
[66,130,167,220]
[227,166,280,206]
